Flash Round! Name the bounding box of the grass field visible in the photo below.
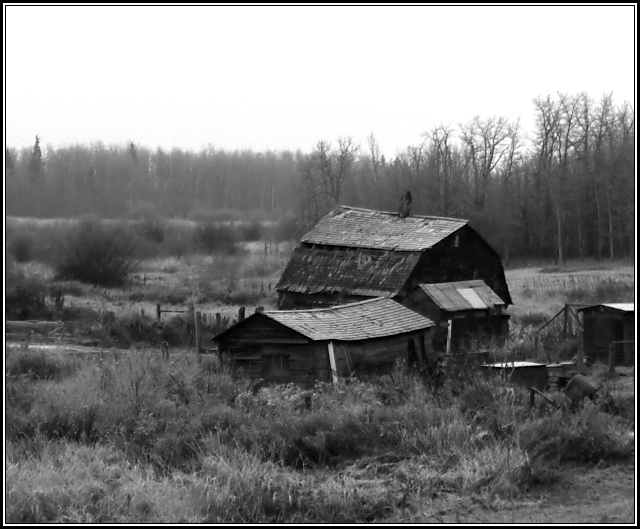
[4,223,636,524]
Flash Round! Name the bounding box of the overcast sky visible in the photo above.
[4,4,636,157]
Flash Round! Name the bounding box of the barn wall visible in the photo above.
[409,226,511,305]
[339,329,435,376]
[401,289,443,323]
[216,316,316,384]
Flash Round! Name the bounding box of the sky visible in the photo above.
[4,4,636,158]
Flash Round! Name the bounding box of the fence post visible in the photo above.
[563,305,568,340]
[195,311,202,360]
[156,304,161,322]
[446,320,452,355]
[608,343,616,376]
[238,306,246,322]
[576,335,584,374]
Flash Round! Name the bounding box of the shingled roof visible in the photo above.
[275,246,421,298]
[417,280,506,312]
[215,298,434,342]
[301,206,468,251]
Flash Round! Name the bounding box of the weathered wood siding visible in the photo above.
[339,330,435,376]
[217,318,435,384]
[408,226,511,305]
[401,288,507,352]
[401,288,443,322]
[582,308,634,363]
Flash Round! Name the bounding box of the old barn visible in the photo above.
[276,206,511,310]
[401,280,509,352]
[213,297,435,386]
[577,303,635,365]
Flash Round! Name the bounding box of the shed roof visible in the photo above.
[577,303,635,313]
[275,246,420,298]
[416,280,506,312]
[215,298,434,342]
[301,206,468,251]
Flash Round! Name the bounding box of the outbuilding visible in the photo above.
[577,303,635,365]
[401,280,509,352]
[213,297,435,386]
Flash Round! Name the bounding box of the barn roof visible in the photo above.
[275,246,420,298]
[577,303,634,313]
[215,298,434,342]
[416,280,506,312]
[301,206,468,251]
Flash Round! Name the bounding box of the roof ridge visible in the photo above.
[338,205,468,223]
[264,296,392,315]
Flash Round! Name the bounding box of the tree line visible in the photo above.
[5,92,634,263]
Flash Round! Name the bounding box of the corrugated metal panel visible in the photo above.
[264,298,434,341]
[457,288,488,309]
[276,246,420,298]
[602,303,634,312]
[301,206,468,251]
[418,280,505,312]
[577,303,635,314]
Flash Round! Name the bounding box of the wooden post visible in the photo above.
[576,333,584,374]
[215,313,222,333]
[327,341,339,385]
[195,311,202,360]
[446,320,453,355]
[238,306,245,322]
[156,304,161,322]
[608,343,616,376]
[563,305,568,340]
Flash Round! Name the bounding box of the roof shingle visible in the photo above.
[302,206,468,251]
[263,297,434,341]
[276,246,420,297]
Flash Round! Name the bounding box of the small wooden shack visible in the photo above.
[577,303,635,364]
[401,280,508,352]
[213,298,435,386]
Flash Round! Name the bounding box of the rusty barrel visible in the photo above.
[564,374,597,402]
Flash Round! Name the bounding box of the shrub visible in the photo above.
[238,220,263,242]
[136,218,166,244]
[193,222,239,255]
[188,207,241,223]
[5,276,52,320]
[9,234,34,263]
[270,215,307,242]
[6,350,78,381]
[54,218,138,287]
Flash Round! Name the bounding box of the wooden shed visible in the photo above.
[401,280,509,352]
[213,297,435,386]
[276,206,512,310]
[577,303,635,365]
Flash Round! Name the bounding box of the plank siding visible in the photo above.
[408,227,511,305]
[215,301,435,385]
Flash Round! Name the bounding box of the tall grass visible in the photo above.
[6,349,634,523]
